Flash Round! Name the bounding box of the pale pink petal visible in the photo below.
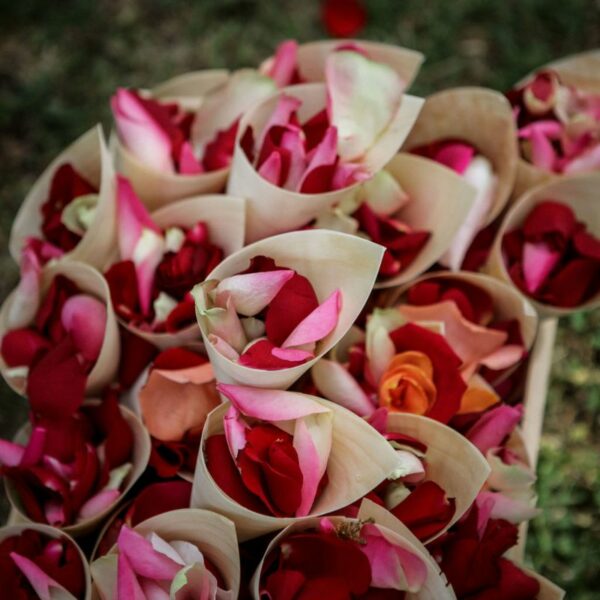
[44,500,66,527]
[311,359,374,417]
[523,241,561,293]
[117,552,147,600]
[280,128,307,190]
[117,526,181,580]
[257,151,282,185]
[360,524,427,592]
[293,413,333,517]
[257,94,302,152]
[271,346,314,361]
[217,384,330,421]
[141,578,171,600]
[476,491,539,524]
[529,125,557,171]
[480,344,525,370]
[282,289,342,348]
[563,143,600,174]
[203,296,247,353]
[476,494,495,538]
[318,517,337,534]
[298,126,338,191]
[326,51,403,161]
[394,450,426,484]
[224,404,247,459]
[179,141,204,175]
[10,552,72,600]
[435,142,475,175]
[331,162,370,190]
[112,88,174,173]
[78,489,121,521]
[117,175,161,259]
[153,362,214,385]
[61,294,107,362]
[208,334,240,361]
[215,270,294,317]
[466,404,523,454]
[7,247,41,329]
[133,229,167,315]
[265,40,299,87]
[0,439,24,467]
[399,301,507,371]
[518,120,562,139]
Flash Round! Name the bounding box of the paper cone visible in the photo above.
[9,125,117,269]
[402,87,518,226]
[373,153,477,289]
[150,69,229,108]
[383,270,539,354]
[386,412,490,542]
[511,50,600,201]
[0,523,92,600]
[112,135,229,211]
[191,395,400,541]
[194,230,384,389]
[109,194,246,351]
[0,260,120,396]
[249,499,455,599]
[227,83,424,242]
[486,172,600,317]
[521,568,565,600]
[290,39,424,89]
[5,402,151,538]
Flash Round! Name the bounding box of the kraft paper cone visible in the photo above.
[0,260,120,397]
[110,194,246,351]
[383,270,539,354]
[191,396,400,541]
[112,136,229,211]
[511,50,600,201]
[227,83,424,242]
[386,412,491,542]
[486,172,600,317]
[5,403,151,538]
[402,87,518,226]
[249,500,455,599]
[91,509,240,600]
[150,69,229,108]
[0,523,92,600]
[194,230,384,389]
[9,125,117,269]
[281,39,424,89]
[373,153,477,289]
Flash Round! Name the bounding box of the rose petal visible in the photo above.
[78,489,121,521]
[61,294,107,362]
[264,40,299,87]
[7,247,41,329]
[522,241,561,294]
[476,491,539,524]
[1,328,51,368]
[117,552,147,600]
[466,404,523,454]
[10,552,74,600]
[224,404,248,459]
[238,338,310,370]
[178,141,204,175]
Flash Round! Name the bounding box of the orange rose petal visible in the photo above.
[458,376,500,415]
[139,370,221,442]
[153,362,215,385]
[385,351,434,379]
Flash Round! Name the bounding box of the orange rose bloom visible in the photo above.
[378,351,437,415]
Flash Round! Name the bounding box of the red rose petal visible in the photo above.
[522,200,576,248]
[1,328,51,368]
[126,480,192,526]
[104,260,143,322]
[117,327,158,390]
[322,0,367,38]
[239,338,310,370]
[542,257,600,307]
[573,228,600,261]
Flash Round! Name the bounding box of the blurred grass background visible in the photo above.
[0,1,599,597]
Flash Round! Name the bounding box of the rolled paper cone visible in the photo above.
[91,509,240,599]
[292,39,424,89]
[5,402,151,538]
[511,50,600,201]
[0,260,120,396]
[386,412,491,543]
[372,153,477,289]
[109,194,246,351]
[383,270,539,354]
[194,230,384,389]
[0,523,92,600]
[112,134,229,211]
[227,83,424,242]
[150,69,230,109]
[402,87,518,226]
[191,396,400,541]
[520,568,565,600]
[9,125,117,270]
[249,501,455,599]
[486,172,600,317]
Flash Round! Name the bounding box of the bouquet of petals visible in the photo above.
[3,36,591,600]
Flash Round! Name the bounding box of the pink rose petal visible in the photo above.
[179,141,204,175]
[61,294,107,362]
[435,142,475,175]
[257,94,302,151]
[257,150,283,186]
[466,404,523,454]
[10,552,71,600]
[271,346,315,362]
[0,440,24,467]
[217,384,330,421]
[528,125,557,171]
[297,126,338,192]
[78,489,121,521]
[265,40,299,87]
[223,404,247,459]
[208,334,240,362]
[476,491,539,524]
[523,241,561,293]
[117,552,147,600]
[280,128,307,190]
[282,289,341,348]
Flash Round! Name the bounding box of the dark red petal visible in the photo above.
[239,338,309,370]
[153,347,207,370]
[202,119,238,171]
[471,558,540,600]
[1,328,51,368]
[462,220,499,272]
[573,228,600,261]
[35,275,79,341]
[105,260,143,322]
[390,481,456,541]
[299,163,337,194]
[165,298,197,333]
[522,200,576,247]
[321,0,367,38]
[117,326,158,390]
[542,258,600,307]
[389,323,465,423]
[126,480,192,526]
[26,338,86,419]
[205,434,268,514]
[262,569,306,600]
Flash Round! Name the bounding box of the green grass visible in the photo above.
[1,1,599,597]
